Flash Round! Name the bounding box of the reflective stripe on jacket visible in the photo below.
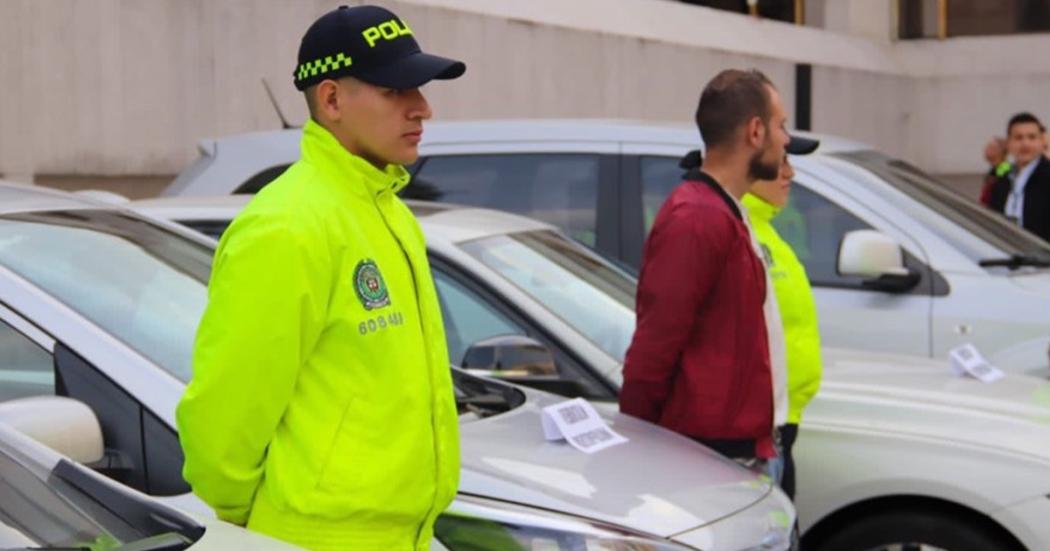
[176,120,459,550]
[743,193,823,424]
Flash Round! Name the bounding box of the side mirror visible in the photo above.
[462,335,558,377]
[0,397,104,463]
[838,230,920,293]
[461,335,588,397]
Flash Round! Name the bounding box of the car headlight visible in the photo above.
[436,495,697,550]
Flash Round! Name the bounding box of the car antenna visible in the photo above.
[262,78,299,130]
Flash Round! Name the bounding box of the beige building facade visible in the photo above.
[1,0,1048,196]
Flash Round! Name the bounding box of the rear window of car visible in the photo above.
[406,154,603,247]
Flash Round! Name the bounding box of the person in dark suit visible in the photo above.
[989,112,1050,243]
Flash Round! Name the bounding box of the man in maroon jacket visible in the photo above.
[620,69,790,465]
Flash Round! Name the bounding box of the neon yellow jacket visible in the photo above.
[176,120,459,551]
[743,193,823,424]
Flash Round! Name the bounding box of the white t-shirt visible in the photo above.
[1004,159,1040,226]
[732,193,788,428]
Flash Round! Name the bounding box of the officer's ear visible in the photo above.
[312,79,343,123]
[744,115,767,150]
[313,78,364,123]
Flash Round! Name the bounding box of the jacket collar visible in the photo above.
[300,119,411,199]
[741,193,781,223]
[684,169,743,220]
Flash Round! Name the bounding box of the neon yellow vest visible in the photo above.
[743,193,823,424]
[177,120,459,550]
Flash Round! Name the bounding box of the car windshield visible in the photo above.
[461,230,636,362]
[832,150,1050,264]
[0,210,211,383]
[0,209,536,413]
[0,428,203,550]
[0,454,118,549]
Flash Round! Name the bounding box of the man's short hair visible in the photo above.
[304,85,319,120]
[303,78,360,121]
[695,69,774,150]
[1007,112,1046,135]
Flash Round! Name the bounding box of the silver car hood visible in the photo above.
[812,348,1050,462]
[457,387,773,537]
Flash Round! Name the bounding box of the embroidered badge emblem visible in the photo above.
[354,259,391,310]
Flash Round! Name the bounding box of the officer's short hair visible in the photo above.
[303,78,362,121]
[304,85,320,120]
[695,69,774,150]
[1007,112,1046,135]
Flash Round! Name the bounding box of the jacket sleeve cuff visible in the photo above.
[619,382,666,423]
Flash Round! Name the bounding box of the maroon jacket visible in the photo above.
[620,170,776,458]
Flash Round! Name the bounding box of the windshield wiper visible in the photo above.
[978,254,1050,269]
[451,367,526,417]
[455,392,513,417]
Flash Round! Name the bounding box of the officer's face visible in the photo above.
[1008,122,1044,168]
[750,155,794,208]
[320,77,433,168]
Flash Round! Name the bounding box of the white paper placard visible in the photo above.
[948,343,1004,383]
[541,398,628,454]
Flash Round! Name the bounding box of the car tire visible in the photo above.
[814,510,1019,551]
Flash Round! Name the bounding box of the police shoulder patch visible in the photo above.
[353,259,391,310]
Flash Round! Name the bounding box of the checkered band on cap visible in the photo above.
[295,52,353,84]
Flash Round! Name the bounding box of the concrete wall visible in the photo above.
[811,66,915,162]
[898,35,1050,175]
[821,0,895,42]
[1,0,1048,193]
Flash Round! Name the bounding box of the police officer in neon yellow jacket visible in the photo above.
[741,139,823,501]
[176,6,466,550]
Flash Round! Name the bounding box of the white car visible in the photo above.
[159,120,1050,375]
[0,181,793,551]
[0,398,301,550]
[138,193,1050,551]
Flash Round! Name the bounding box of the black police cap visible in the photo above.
[294,5,466,91]
[786,135,820,155]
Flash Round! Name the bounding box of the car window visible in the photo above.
[432,269,527,365]
[53,344,189,496]
[407,154,602,247]
[0,320,53,402]
[0,425,204,548]
[0,449,128,549]
[233,164,291,194]
[0,211,211,383]
[777,185,873,285]
[431,258,616,401]
[461,231,636,362]
[640,156,686,233]
[638,155,877,287]
[835,150,1050,263]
